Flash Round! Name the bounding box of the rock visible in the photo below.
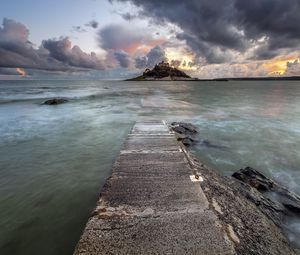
[171,122,198,134]
[172,125,186,134]
[232,167,275,191]
[170,122,199,146]
[43,98,68,105]
[232,166,300,249]
[174,133,188,140]
[170,122,226,149]
[182,138,193,146]
[233,167,300,212]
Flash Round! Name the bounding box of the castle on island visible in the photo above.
[127,60,197,80]
[143,61,170,76]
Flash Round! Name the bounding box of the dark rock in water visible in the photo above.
[182,138,193,146]
[171,122,198,134]
[170,122,229,149]
[233,167,300,212]
[170,122,199,146]
[43,98,68,105]
[233,166,275,192]
[172,125,186,134]
[232,166,300,248]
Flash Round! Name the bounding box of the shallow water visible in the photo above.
[0,80,299,254]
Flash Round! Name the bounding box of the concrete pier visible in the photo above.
[74,121,236,255]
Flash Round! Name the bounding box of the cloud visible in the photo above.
[286,59,300,76]
[0,18,106,72]
[114,50,131,68]
[97,23,165,54]
[170,59,181,68]
[121,12,138,21]
[42,37,106,70]
[135,45,165,69]
[85,20,99,29]
[98,24,144,52]
[112,0,300,63]
[72,26,87,33]
[98,24,166,69]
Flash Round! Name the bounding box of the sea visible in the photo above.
[0,80,300,254]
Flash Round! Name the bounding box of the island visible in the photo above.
[126,61,199,81]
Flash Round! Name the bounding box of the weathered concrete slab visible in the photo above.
[77,212,234,255]
[74,121,236,255]
[124,135,179,151]
[132,122,170,134]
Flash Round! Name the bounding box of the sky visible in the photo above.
[0,0,300,79]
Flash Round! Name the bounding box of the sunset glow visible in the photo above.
[16,68,26,76]
[263,58,300,76]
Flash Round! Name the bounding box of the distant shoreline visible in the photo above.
[221,76,300,81]
[126,76,300,82]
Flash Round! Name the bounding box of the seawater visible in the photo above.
[0,80,299,254]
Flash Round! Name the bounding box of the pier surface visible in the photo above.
[74,121,236,255]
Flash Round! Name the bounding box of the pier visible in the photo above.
[74,120,236,255]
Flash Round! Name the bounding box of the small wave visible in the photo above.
[0,97,72,105]
[0,90,143,105]
[0,98,33,104]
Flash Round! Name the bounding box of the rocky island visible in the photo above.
[127,61,199,81]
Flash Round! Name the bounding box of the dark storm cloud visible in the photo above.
[112,0,300,62]
[176,33,234,64]
[135,45,165,69]
[114,50,131,67]
[0,18,106,72]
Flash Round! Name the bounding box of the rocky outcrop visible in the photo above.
[181,151,300,255]
[127,61,199,81]
[169,122,226,149]
[170,122,199,146]
[43,98,68,105]
[232,167,300,248]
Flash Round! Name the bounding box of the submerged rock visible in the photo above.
[43,98,68,105]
